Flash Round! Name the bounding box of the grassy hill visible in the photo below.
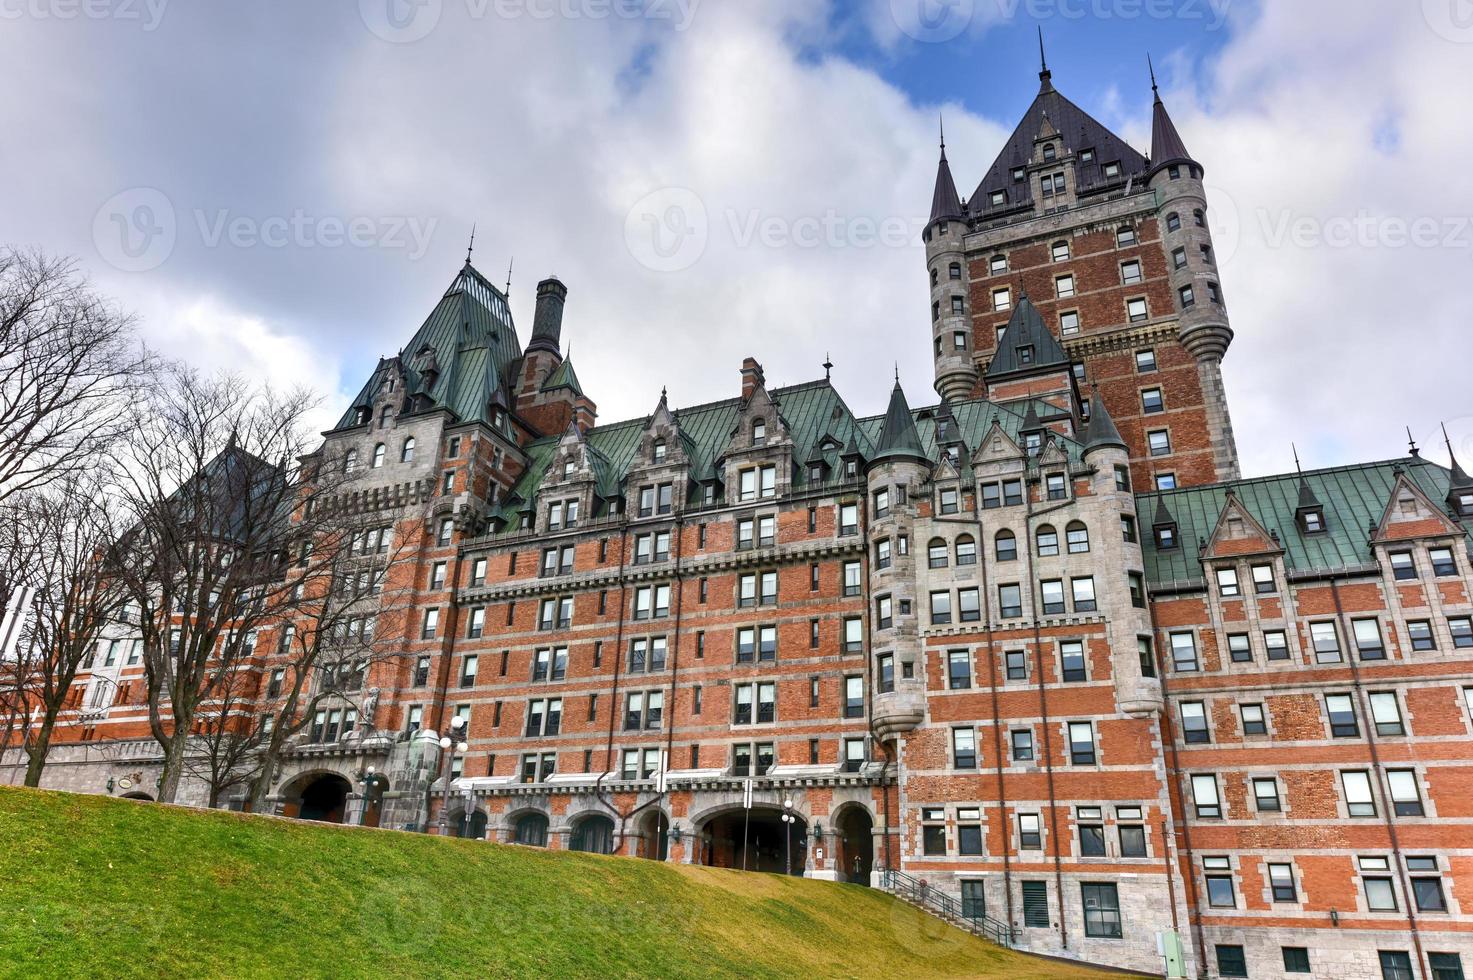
[0,787,1108,979]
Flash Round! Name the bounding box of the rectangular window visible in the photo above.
[1369,692,1405,736]
[1068,721,1095,765]
[1430,547,1457,576]
[1216,945,1247,979]
[1265,629,1290,661]
[1408,856,1447,912]
[1021,880,1049,925]
[1227,633,1252,663]
[1380,952,1416,980]
[952,727,977,769]
[1192,774,1222,818]
[1010,729,1033,761]
[1269,862,1297,902]
[1390,550,1417,580]
[1071,577,1096,613]
[947,650,972,690]
[1171,632,1199,672]
[1204,856,1235,907]
[929,591,952,626]
[1180,701,1210,744]
[1006,650,1027,681]
[1408,620,1435,651]
[1326,693,1359,737]
[1018,814,1042,850]
[1311,621,1342,663]
[1040,579,1065,616]
[1216,567,1240,597]
[1361,856,1398,911]
[1241,703,1267,736]
[1355,619,1386,660]
[998,584,1022,619]
[1060,640,1086,683]
[844,676,864,718]
[1077,810,1105,857]
[1387,769,1424,816]
[1343,769,1377,816]
[1449,616,1472,648]
[1060,310,1080,335]
[1081,883,1121,938]
[1141,387,1164,415]
[1147,429,1171,457]
[1121,260,1143,285]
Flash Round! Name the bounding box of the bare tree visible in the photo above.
[0,247,152,504]
[105,366,320,803]
[0,473,129,786]
[182,664,266,809]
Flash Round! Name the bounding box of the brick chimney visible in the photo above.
[740,357,765,401]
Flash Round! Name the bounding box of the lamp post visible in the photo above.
[356,766,388,826]
[781,797,795,877]
[430,715,469,835]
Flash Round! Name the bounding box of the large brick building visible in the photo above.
[10,62,1473,980]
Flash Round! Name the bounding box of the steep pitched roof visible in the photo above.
[336,262,521,430]
[1081,388,1126,453]
[541,356,583,396]
[968,78,1149,220]
[1136,457,1473,586]
[868,382,928,467]
[1148,86,1196,178]
[985,296,1072,380]
[930,139,964,225]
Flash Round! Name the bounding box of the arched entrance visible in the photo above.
[834,806,874,885]
[700,806,807,875]
[119,792,153,802]
[448,808,488,839]
[297,774,351,823]
[570,814,615,854]
[636,809,669,861]
[513,811,549,846]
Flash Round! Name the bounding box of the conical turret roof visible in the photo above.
[868,380,928,467]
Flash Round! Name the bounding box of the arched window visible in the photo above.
[930,268,939,286]
[652,438,667,463]
[371,444,385,469]
[752,419,766,444]
[928,538,948,569]
[343,448,357,474]
[1066,521,1090,554]
[1193,209,1205,227]
[1036,525,1059,557]
[514,812,549,847]
[948,262,962,280]
[995,530,1017,562]
[955,535,977,566]
[570,815,615,854]
[400,437,415,463]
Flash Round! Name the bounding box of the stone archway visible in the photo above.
[635,809,670,861]
[119,792,153,802]
[697,805,807,876]
[294,773,351,824]
[569,814,615,854]
[448,808,488,839]
[833,805,875,885]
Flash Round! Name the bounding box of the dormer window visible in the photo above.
[990,190,1006,208]
[1079,148,1095,163]
[1155,522,1178,550]
[563,460,576,479]
[1455,491,1473,516]
[1042,143,1056,162]
[1024,432,1042,456]
[1299,508,1326,534]
[1011,167,1025,182]
[1102,161,1122,179]
[1018,345,1035,365]
[652,439,667,463]
[752,419,766,444]
[1041,173,1065,198]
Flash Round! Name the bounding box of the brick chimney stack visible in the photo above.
[740,357,765,401]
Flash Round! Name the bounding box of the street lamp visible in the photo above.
[431,715,470,835]
[781,796,795,876]
[356,766,388,826]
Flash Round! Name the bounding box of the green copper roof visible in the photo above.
[1081,389,1126,453]
[542,356,584,396]
[1136,457,1472,587]
[867,382,928,467]
[336,262,521,429]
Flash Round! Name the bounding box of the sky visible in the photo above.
[2,0,1472,477]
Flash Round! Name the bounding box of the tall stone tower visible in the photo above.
[924,59,1240,489]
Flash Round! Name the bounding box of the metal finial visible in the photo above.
[1292,442,1303,476]
[504,256,513,298]
[466,223,476,265]
[939,113,945,150]
[894,363,900,385]
[1408,425,1420,457]
[1038,26,1047,75]
[1148,53,1158,96]
[823,353,833,381]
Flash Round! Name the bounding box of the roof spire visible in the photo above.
[1443,423,1473,488]
[1409,425,1421,458]
[465,223,475,265]
[1037,26,1053,91]
[1293,443,1302,475]
[1147,70,1197,179]
[504,255,513,299]
[1292,444,1322,510]
[823,353,833,381]
[1081,384,1126,455]
[929,120,964,224]
[868,377,928,469]
[1148,53,1159,102]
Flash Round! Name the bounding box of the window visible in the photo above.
[1192,774,1222,818]
[1227,633,1252,663]
[950,295,964,314]
[1036,525,1059,556]
[1135,348,1157,373]
[921,808,947,855]
[1268,862,1298,902]
[1170,632,1199,672]
[1343,769,1377,816]
[844,676,864,718]
[1068,721,1095,765]
[1171,245,1187,269]
[1055,274,1074,298]
[1431,546,1457,576]
[952,727,977,769]
[1102,161,1121,178]
[1360,856,1398,911]
[1166,212,1181,232]
[998,584,1022,619]
[1059,310,1080,335]
[839,502,859,535]
[929,591,951,625]
[992,287,1011,311]
[1387,769,1424,816]
[947,649,972,690]
[938,487,959,515]
[842,738,865,773]
[1253,776,1281,812]
[1066,522,1089,554]
[1141,387,1164,415]
[1428,953,1464,980]
[927,537,948,569]
[1380,952,1416,980]
[1409,856,1447,912]
[959,588,980,622]
[1252,564,1275,594]
[1046,473,1067,500]
[989,254,1007,274]
[1156,473,1177,490]
[1081,883,1121,938]
[1369,692,1405,736]
[1265,629,1290,661]
[421,609,439,640]
[1241,703,1267,736]
[1121,260,1143,285]
[1204,856,1235,906]
[844,617,863,653]
[1355,619,1386,660]
[995,530,1017,561]
[1283,947,1311,974]
[955,535,976,567]
[875,595,893,630]
[460,655,478,688]
[1311,621,1342,663]
[1408,620,1435,651]
[1137,637,1156,677]
[1127,297,1148,323]
[1216,945,1247,979]
[1326,694,1359,737]
[1452,616,1473,648]
[1005,650,1027,681]
[1060,641,1086,682]
[1180,701,1210,743]
[1116,226,1136,247]
[1019,814,1042,851]
[1077,808,1105,857]
[1147,429,1171,457]
[1010,729,1033,761]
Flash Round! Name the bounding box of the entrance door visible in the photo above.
[835,808,874,884]
[701,808,806,875]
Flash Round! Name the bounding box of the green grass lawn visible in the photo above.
[0,786,1109,979]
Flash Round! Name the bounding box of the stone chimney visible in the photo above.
[740,357,766,401]
[527,277,567,355]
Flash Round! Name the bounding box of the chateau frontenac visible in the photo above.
[16,63,1473,979]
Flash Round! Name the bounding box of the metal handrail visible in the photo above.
[880,868,1015,947]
